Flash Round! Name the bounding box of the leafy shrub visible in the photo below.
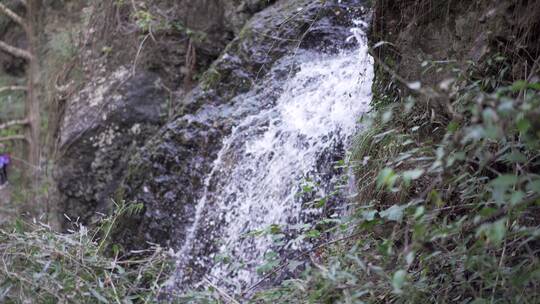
[248,53,540,303]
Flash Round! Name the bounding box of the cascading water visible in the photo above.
[172,22,373,293]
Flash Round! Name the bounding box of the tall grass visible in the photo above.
[0,202,172,303]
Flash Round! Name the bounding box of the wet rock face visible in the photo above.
[54,0,275,229]
[56,68,167,225]
[115,0,367,249]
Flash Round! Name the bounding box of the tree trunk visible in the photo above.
[25,0,41,194]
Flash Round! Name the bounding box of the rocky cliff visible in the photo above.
[54,0,368,249]
[54,0,274,226]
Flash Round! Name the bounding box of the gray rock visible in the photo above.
[115,0,367,249]
[54,0,275,229]
[55,68,167,225]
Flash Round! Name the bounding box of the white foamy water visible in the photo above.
[173,26,373,292]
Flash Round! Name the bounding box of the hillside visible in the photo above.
[0,0,539,303]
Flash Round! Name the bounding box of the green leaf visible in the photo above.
[402,169,424,184]
[512,80,540,91]
[413,206,425,220]
[305,230,321,238]
[528,82,540,90]
[429,190,445,207]
[490,220,507,245]
[90,288,109,304]
[462,125,485,143]
[287,260,303,272]
[484,125,501,140]
[14,218,25,233]
[382,110,393,123]
[256,259,279,275]
[269,224,282,235]
[479,206,497,217]
[526,179,540,193]
[378,239,393,256]
[516,118,531,133]
[476,219,507,246]
[380,205,405,222]
[504,151,527,163]
[246,229,265,237]
[392,270,407,294]
[362,210,378,221]
[510,191,525,206]
[497,101,514,114]
[111,244,121,257]
[405,251,415,266]
[314,197,327,208]
[447,121,459,133]
[511,80,527,92]
[302,184,314,194]
[453,152,466,161]
[490,174,518,190]
[482,108,497,122]
[376,168,397,190]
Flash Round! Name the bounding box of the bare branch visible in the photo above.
[0,118,30,130]
[0,135,26,142]
[0,3,26,29]
[0,86,27,94]
[0,40,33,60]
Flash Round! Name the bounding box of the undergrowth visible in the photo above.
[0,201,172,303]
[247,52,540,303]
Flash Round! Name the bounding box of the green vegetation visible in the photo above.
[2,1,539,303]
[5,56,537,304]
[0,202,171,303]
[247,55,540,303]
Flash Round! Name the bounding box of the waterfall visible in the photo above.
[171,23,373,293]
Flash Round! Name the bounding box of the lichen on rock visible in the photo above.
[55,68,167,226]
